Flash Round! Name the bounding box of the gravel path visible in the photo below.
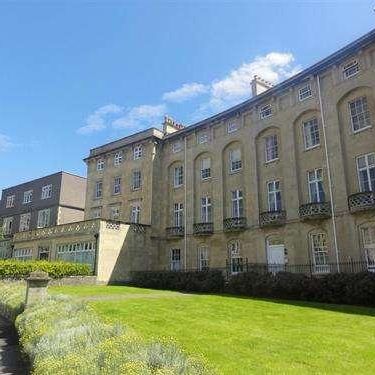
[0,317,28,375]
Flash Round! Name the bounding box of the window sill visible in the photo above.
[304,144,320,152]
[173,185,183,189]
[229,169,242,175]
[265,158,279,165]
[201,177,212,182]
[299,95,313,102]
[352,125,372,135]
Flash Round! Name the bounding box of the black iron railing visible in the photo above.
[348,191,375,213]
[166,226,185,237]
[299,202,332,220]
[223,217,247,231]
[193,222,214,235]
[259,210,286,227]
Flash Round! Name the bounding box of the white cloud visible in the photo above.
[162,83,208,103]
[77,104,123,134]
[207,52,301,111]
[112,104,166,130]
[0,134,13,152]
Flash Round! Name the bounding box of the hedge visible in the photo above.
[226,271,375,307]
[131,269,225,293]
[0,283,212,375]
[130,270,375,307]
[0,260,91,279]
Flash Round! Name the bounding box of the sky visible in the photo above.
[0,0,374,191]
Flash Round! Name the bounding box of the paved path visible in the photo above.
[0,317,28,375]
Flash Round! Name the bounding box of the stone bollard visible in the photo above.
[25,271,51,307]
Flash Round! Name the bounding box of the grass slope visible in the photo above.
[51,285,375,374]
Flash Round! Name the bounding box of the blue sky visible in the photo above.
[0,1,374,191]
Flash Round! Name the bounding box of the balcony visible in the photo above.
[223,217,247,232]
[166,226,184,238]
[259,210,286,227]
[299,202,332,220]
[348,191,375,213]
[193,222,214,235]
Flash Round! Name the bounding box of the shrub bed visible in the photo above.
[131,269,225,293]
[226,271,375,306]
[0,283,212,375]
[0,260,91,279]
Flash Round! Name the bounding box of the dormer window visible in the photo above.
[172,141,182,153]
[96,159,105,171]
[227,121,238,134]
[299,84,312,101]
[343,60,359,79]
[260,104,272,119]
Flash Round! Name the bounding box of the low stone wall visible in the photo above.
[49,276,98,286]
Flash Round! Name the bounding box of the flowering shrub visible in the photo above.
[0,283,212,374]
[0,260,91,279]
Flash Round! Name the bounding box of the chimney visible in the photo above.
[251,75,273,97]
[163,115,185,135]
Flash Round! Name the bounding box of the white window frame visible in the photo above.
[132,170,142,190]
[229,149,242,173]
[228,240,243,274]
[95,181,103,199]
[96,158,105,171]
[41,184,52,200]
[130,204,141,223]
[114,151,123,166]
[356,153,375,192]
[308,168,325,203]
[170,248,181,271]
[198,133,208,144]
[172,141,182,153]
[267,180,282,212]
[92,207,102,219]
[133,144,143,160]
[303,118,320,150]
[6,195,15,208]
[349,96,372,133]
[201,196,212,223]
[23,190,33,204]
[19,212,31,232]
[265,134,279,162]
[113,176,121,195]
[173,203,184,227]
[361,227,375,271]
[201,158,211,180]
[110,205,121,220]
[173,166,184,188]
[260,104,272,119]
[2,217,13,235]
[298,84,312,101]
[197,246,209,271]
[227,121,238,134]
[13,248,32,261]
[37,208,51,228]
[343,60,359,79]
[310,233,330,274]
[231,190,244,218]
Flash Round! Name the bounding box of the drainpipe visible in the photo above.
[184,136,187,271]
[316,75,340,272]
[93,233,99,276]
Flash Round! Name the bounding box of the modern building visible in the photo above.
[4,28,375,282]
[0,171,86,237]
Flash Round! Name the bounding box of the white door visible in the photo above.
[267,244,285,273]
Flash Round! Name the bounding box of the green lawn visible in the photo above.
[50,285,375,374]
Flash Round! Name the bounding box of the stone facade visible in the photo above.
[83,29,375,275]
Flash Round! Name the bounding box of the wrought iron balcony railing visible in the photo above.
[223,217,247,232]
[193,222,214,235]
[259,210,286,227]
[348,191,375,213]
[299,202,332,220]
[166,226,185,238]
